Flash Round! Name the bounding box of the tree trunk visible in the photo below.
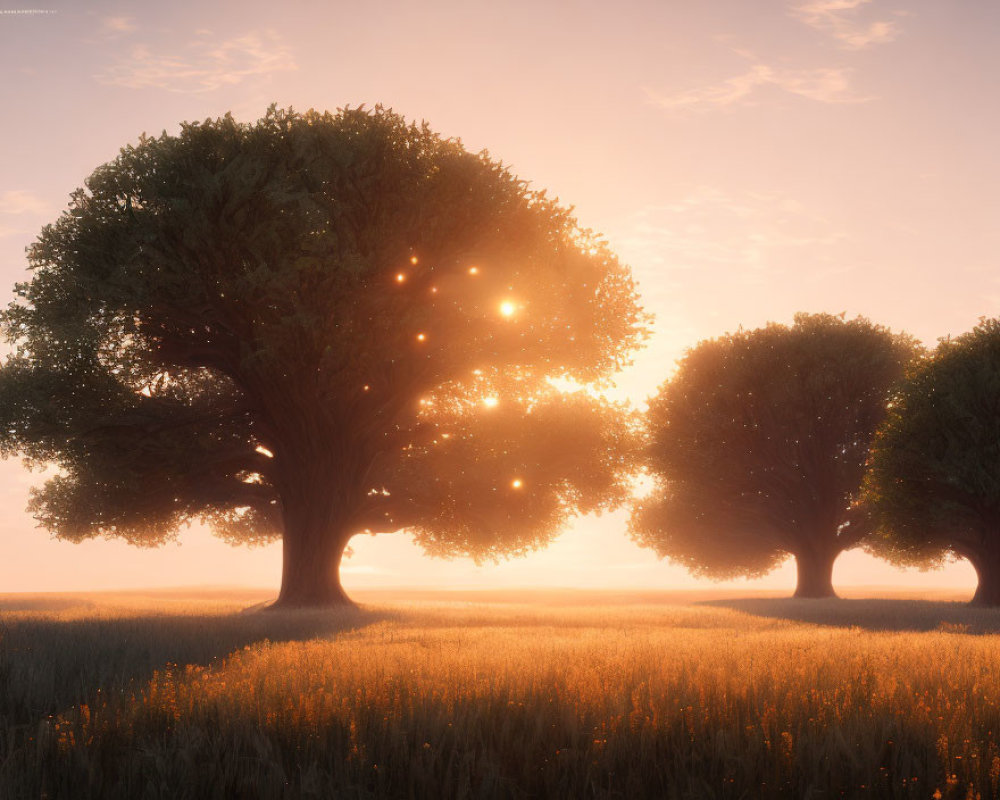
[793,548,838,599]
[970,556,1000,607]
[271,484,357,609]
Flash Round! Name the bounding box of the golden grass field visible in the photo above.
[3,587,1000,798]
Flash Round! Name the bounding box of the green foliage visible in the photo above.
[865,317,1000,571]
[0,106,647,566]
[632,313,920,579]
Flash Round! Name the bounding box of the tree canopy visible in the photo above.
[631,313,919,598]
[0,106,648,606]
[864,318,1000,605]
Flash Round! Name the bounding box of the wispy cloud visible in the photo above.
[102,16,137,34]
[96,30,297,93]
[646,63,869,111]
[614,187,849,289]
[0,190,48,216]
[791,0,899,49]
[0,191,48,239]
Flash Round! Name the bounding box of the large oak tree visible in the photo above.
[864,318,1000,606]
[0,107,647,606]
[631,313,918,598]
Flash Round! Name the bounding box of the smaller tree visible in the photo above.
[864,318,1000,606]
[631,313,919,598]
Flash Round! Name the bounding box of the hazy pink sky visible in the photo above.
[0,0,996,595]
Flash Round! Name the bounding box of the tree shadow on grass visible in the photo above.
[702,597,1000,634]
[0,602,392,726]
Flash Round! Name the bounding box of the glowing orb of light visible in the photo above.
[499,300,516,317]
[416,333,427,342]
[511,478,523,489]
[468,266,479,275]
[396,273,406,283]
[483,396,498,408]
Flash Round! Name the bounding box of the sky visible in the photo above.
[0,0,995,595]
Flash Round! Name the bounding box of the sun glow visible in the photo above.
[499,300,516,317]
[511,478,523,489]
[468,266,479,275]
[396,273,406,283]
[483,396,498,408]
[416,333,427,342]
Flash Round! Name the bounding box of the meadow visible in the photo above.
[3,588,1000,799]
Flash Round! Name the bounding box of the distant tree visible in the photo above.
[0,106,648,607]
[631,313,919,598]
[864,318,1000,606]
